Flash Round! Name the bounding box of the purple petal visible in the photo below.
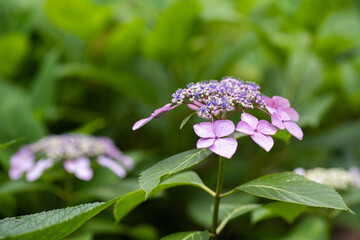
[210,138,238,159]
[273,96,290,108]
[64,158,93,181]
[284,107,299,122]
[257,120,277,135]
[97,156,126,178]
[284,121,303,140]
[193,122,215,138]
[271,113,285,129]
[26,159,54,182]
[132,117,153,130]
[236,121,255,135]
[294,167,306,176]
[213,120,235,137]
[197,138,215,148]
[241,113,258,129]
[9,148,35,180]
[251,132,274,152]
[103,138,134,169]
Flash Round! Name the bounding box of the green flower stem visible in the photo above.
[210,156,226,239]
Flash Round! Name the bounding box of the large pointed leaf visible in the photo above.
[160,231,209,240]
[236,172,351,212]
[139,148,212,198]
[0,199,117,240]
[114,171,213,222]
[0,138,23,151]
[216,203,260,234]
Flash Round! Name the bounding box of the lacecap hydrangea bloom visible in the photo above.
[294,167,360,190]
[9,134,134,182]
[133,77,303,158]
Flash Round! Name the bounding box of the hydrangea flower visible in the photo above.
[294,167,360,190]
[133,77,303,157]
[9,134,134,182]
[236,113,277,152]
[193,120,237,159]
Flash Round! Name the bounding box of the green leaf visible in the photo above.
[0,199,117,240]
[216,203,260,234]
[251,202,306,225]
[30,49,59,115]
[0,138,23,151]
[0,32,30,78]
[272,130,291,144]
[139,148,212,198]
[236,172,351,212]
[160,231,209,240]
[114,171,213,222]
[282,216,327,240]
[180,112,197,130]
[143,0,200,61]
[45,0,110,40]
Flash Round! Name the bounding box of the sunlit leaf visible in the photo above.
[139,148,212,198]
[236,172,351,212]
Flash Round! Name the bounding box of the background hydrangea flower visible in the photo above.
[9,134,134,182]
[294,167,360,189]
[236,113,277,152]
[193,120,237,159]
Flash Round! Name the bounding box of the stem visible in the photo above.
[210,156,226,239]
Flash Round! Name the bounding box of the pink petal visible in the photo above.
[241,113,258,129]
[257,120,277,135]
[236,121,255,135]
[265,105,277,115]
[278,108,291,121]
[273,96,290,108]
[251,132,274,152]
[213,120,235,137]
[210,138,238,159]
[284,121,303,140]
[132,117,152,130]
[65,157,93,181]
[188,104,200,111]
[197,138,215,148]
[152,103,172,118]
[263,95,275,107]
[64,160,76,173]
[97,156,126,178]
[271,113,285,129]
[284,107,299,122]
[193,122,216,138]
[26,159,54,182]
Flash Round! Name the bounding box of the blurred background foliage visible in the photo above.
[0,0,360,239]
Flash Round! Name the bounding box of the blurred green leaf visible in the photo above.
[56,63,157,104]
[160,231,209,240]
[143,0,200,61]
[30,49,59,116]
[251,202,306,225]
[139,148,212,198]
[71,118,107,135]
[104,19,144,67]
[282,216,328,240]
[0,199,117,240]
[236,172,351,212]
[45,0,111,40]
[114,171,212,222]
[272,130,291,144]
[0,138,23,151]
[0,32,30,78]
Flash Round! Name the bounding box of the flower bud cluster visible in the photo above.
[171,77,266,118]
